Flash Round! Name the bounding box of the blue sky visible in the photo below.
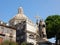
[0,0,60,22]
[0,0,60,43]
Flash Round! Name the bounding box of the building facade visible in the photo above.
[9,7,48,45]
[0,7,48,45]
[0,21,16,43]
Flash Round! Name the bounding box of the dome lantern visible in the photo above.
[18,7,23,14]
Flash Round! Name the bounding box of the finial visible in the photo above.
[18,7,23,14]
[35,15,40,25]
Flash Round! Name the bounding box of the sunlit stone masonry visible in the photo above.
[0,7,48,45]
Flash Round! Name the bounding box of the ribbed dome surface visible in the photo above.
[14,13,28,19]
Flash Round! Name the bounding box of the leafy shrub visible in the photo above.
[0,40,18,45]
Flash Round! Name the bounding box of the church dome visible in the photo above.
[13,7,28,20]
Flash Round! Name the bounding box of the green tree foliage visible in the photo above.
[0,40,18,45]
[21,42,27,45]
[45,15,60,39]
[1,40,10,45]
[21,42,33,45]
